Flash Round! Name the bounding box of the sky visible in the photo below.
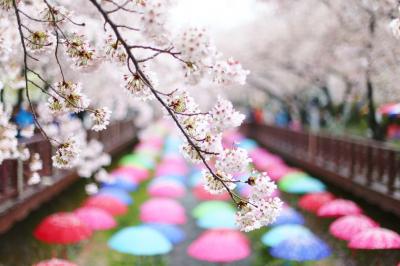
[170,0,270,31]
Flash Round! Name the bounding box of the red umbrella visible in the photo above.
[348,228,400,250]
[317,199,362,218]
[34,213,92,245]
[329,215,378,241]
[193,184,230,201]
[74,207,117,231]
[298,192,335,213]
[188,229,250,263]
[140,198,186,225]
[83,195,128,216]
[33,258,77,266]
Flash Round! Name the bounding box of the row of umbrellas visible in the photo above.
[242,131,400,262]
[32,127,166,265]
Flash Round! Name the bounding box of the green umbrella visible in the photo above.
[278,172,310,190]
[192,201,235,219]
[118,154,154,169]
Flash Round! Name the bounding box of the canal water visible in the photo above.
[0,155,399,266]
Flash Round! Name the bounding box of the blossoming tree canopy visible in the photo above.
[0,0,283,231]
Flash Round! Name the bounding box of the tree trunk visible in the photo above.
[366,77,384,140]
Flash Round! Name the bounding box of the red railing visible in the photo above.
[0,120,136,205]
[243,123,400,216]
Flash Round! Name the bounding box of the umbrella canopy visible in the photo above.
[193,184,230,201]
[189,171,202,187]
[281,177,326,194]
[196,210,236,229]
[267,165,295,181]
[108,226,172,256]
[146,223,186,245]
[151,175,186,185]
[83,195,128,216]
[261,224,313,247]
[74,207,117,231]
[299,192,335,213]
[348,228,400,250]
[118,154,155,169]
[192,201,235,219]
[140,198,186,225]
[98,187,133,205]
[278,172,310,190]
[155,164,188,176]
[34,213,92,245]
[148,180,186,198]
[273,207,305,226]
[102,176,138,192]
[329,215,378,241]
[236,138,258,151]
[111,166,149,182]
[270,233,331,261]
[33,258,77,266]
[188,229,250,263]
[318,199,362,218]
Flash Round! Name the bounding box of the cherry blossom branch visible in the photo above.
[89,0,243,205]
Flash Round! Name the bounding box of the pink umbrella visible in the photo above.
[83,195,128,216]
[140,198,186,225]
[33,258,77,266]
[188,229,250,263]
[74,207,117,231]
[267,165,297,181]
[193,184,230,201]
[148,181,186,198]
[111,166,149,182]
[329,215,378,241]
[155,164,188,176]
[318,199,362,218]
[348,228,400,250]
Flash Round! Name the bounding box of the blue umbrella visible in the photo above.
[273,207,304,226]
[236,138,258,151]
[270,234,331,261]
[146,223,186,245]
[151,175,186,185]
[196,210,237,229]
[261,225,313,247]
[98,187,133,205]
[108,226,172,256]
[102,177,138,192]
[188,171,202,187]
[282,177,326,194]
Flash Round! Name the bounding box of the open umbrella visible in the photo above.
[74,207,117,231]
[189,171,202,187]
[348,228,400,250]
[83,195,128,216]
[270,233,331,261]
[33,258,77,266]
[192,201,235,219]
[188,229,250,263]
[98,187,133,205]
[155,163,188,176]
[102,176,138,192]
[140,198,186,225]
[236,138,258,151]
[151,175,186,185]
[118,154,155,169]
[148,180,186,198]
[273,207,305,226]
[329,215,378,241]
[278,172,310,190]
[318,199,362,218]
[281,177,326,194]
[111,166,149,182]
[299,192,335,213]
[34,213,92,245]
[146,223,186,245]
[261,224,313,247]
[197,210,237,229]
[108,226,172,256]
[193,184,230,201]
